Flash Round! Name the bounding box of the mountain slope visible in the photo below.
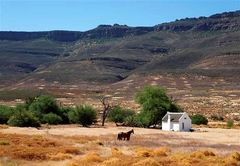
[0,10,239,90]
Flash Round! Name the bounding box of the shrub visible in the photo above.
[210,115,224,121]
[8,110,40,127]
[0,140,10,145]
[41,113,63,125]
[0,105,15,124]
[60,106,74,124]
[218,116,224,121]
[25,96,36,109]
[210,115,218,120]
[29,95,61,120]
[192,114,208,125]
[234,117,239,121]
[108,106,135,124]
[137,112,152,128]
[68,105,97,127]
[125,114,139,127]
[227,119,234,127]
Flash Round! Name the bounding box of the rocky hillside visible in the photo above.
[0,10,239,106]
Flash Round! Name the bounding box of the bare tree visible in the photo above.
[100,97,120,126]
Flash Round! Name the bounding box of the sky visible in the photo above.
[0,0,239,32]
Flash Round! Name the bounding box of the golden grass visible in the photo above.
[132,158,159,166]
[154,146,171,156]
[1,128,240,166]
[46,152,72,160]
[135,150,154,157]
[0,124,8,129]
[111,147,123,156]
[192,123,240,129]
[0,140,10,145]
[95,141,104,146]
[103,157,121,165]
[75,139,88,144]
[0,133,82,160]
[80,152,102,163]
[230,151,240,161]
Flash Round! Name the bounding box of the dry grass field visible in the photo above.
[0,124,240,166]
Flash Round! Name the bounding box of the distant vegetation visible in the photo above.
[0,105,14,124]
[0,85,239,129]
[108,106,135,125]
[192,114,208,125]
[227,119,234,128]
[0,95,98,127]
[8,110,41,127]
[0,85,185,128]
[210,115,224,121]
[68,105,97,127]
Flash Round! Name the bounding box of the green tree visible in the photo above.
[192,114,208,125]
[68,105,97,127]
[108,106,135,125]
[135,85,182,128]
[0,105,15,124]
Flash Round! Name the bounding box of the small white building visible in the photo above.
[162,112,191,132]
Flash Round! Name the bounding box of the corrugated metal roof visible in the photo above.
[162,113,184,122]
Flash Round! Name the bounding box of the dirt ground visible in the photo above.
[1,124,240,152]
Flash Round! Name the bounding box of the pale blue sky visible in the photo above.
[0,0,239,31]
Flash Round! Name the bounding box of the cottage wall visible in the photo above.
[179,113,191,131]
[172,122,179,131]
[162,121,169,131]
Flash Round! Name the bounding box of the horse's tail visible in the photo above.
[117,133,120,140]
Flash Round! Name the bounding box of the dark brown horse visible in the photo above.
[117,129,134,141]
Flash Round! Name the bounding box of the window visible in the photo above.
[182,123,184,129]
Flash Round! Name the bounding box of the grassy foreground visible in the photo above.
[0,125,240,166]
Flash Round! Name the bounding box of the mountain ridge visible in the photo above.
[0,10,239,42]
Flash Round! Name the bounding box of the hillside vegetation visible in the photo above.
[0,11,240,117]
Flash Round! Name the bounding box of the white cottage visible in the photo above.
[162,112,191,132]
